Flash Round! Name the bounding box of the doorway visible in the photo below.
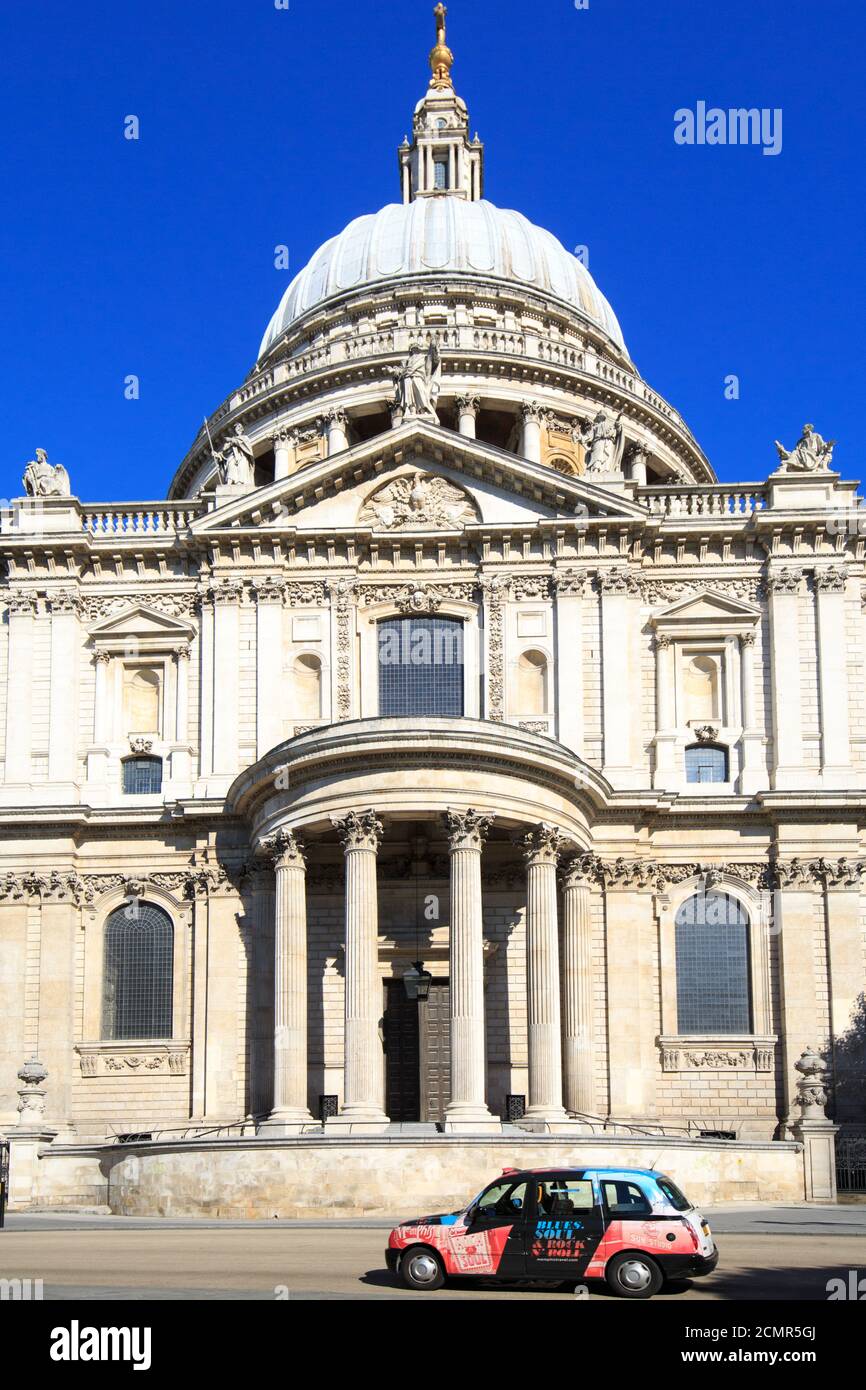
[384,978,451,1123]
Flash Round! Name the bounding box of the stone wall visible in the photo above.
[29,1134,808,1217]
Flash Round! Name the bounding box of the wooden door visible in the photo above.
[384,980,420,1122]
[420,980,451,1124]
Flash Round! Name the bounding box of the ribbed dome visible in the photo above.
[258,197,628,360]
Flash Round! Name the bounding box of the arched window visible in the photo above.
[122,756,163,794]
[102,902,174,1040]
[294,653,322,720]
[378,616,464,717]
[517,650,548,715]
[685,743,728,784]
[675,892,751,1034]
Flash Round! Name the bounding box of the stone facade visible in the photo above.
[1,21,864,1204]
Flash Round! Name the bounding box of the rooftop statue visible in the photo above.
[774,423,836,474]
[394,341,442,424]
[23,448,72,498]
[429,3,454,90]
[582,408,625,474]
[215,423,256,488]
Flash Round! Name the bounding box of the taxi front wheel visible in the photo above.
[605,1251,663,1300]
[400,1246,445,1291]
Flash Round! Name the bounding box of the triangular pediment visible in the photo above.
[89,605,195,644]
[651,590,761,626]
[189,421,649,535]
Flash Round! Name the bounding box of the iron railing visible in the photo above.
[836,1133,866,1193]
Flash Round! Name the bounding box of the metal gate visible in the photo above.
[836,1134,866,1194]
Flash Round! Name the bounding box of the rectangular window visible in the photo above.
[434,159,448,190]
[378,617,464,718]
[685,745,728,783]
[123,757,163,795]
[537,1179,595,1217]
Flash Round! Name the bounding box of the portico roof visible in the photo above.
[226,716,613,849]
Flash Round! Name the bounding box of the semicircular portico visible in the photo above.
[226,717,610,1136]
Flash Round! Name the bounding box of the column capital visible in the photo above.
[443,808,495,852]
[251,575,287,605]
[560,852,603,890]
[7,590,38,616]
[331,809,383,853]
[455,395,480,414]
[47,588,82,616]
[263,829,306,871]
[516,823,567,868]
[767,567,804,596]
[208,577,244,605]
[813,565,848,594]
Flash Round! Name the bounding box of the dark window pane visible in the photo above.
[685,744,728,783]
[434,159,448,190]
[102,903,174,1040]
[378,617,464,718]
[602,1180,652,1215]
[123,757,163,794]
[675,892,751,1034]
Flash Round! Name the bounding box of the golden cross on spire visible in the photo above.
[429,3,454,89]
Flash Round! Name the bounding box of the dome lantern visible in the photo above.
[398,5,484,203]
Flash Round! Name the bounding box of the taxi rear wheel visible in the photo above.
[605,1251,663,1300]
[401,1246,445,1291]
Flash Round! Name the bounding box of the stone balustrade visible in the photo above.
[639,483,768,517]
[81,503,204,536]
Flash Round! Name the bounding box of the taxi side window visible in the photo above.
[476,1180,528,1217]
[536,1179,594,1218]
[602,1180,653,1215]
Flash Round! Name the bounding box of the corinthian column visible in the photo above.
[329,810,389,1132]
[260,830,314,1134]
[560,855,597,1119]
[442,810,500,1133]
[456,396,480,439]
[517,824,570,1129]
[520,403,545,463]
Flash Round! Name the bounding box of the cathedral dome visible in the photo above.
[258,196,628,362]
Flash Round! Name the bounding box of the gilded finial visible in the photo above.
[429,3,454,90]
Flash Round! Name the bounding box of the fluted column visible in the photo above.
[520,403,544,463]
[325,407,349,455]
[456,395,480,439]
[260,830,314,1133]
[272,426,294,481]
[442,810,500,1133]
[517,824,570,1128]
[329,810,389,1131]
[560,855,597,1118]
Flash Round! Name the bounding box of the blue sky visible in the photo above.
[1,0,863,500]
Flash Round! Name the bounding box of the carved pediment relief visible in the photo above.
[357,471,480,532]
